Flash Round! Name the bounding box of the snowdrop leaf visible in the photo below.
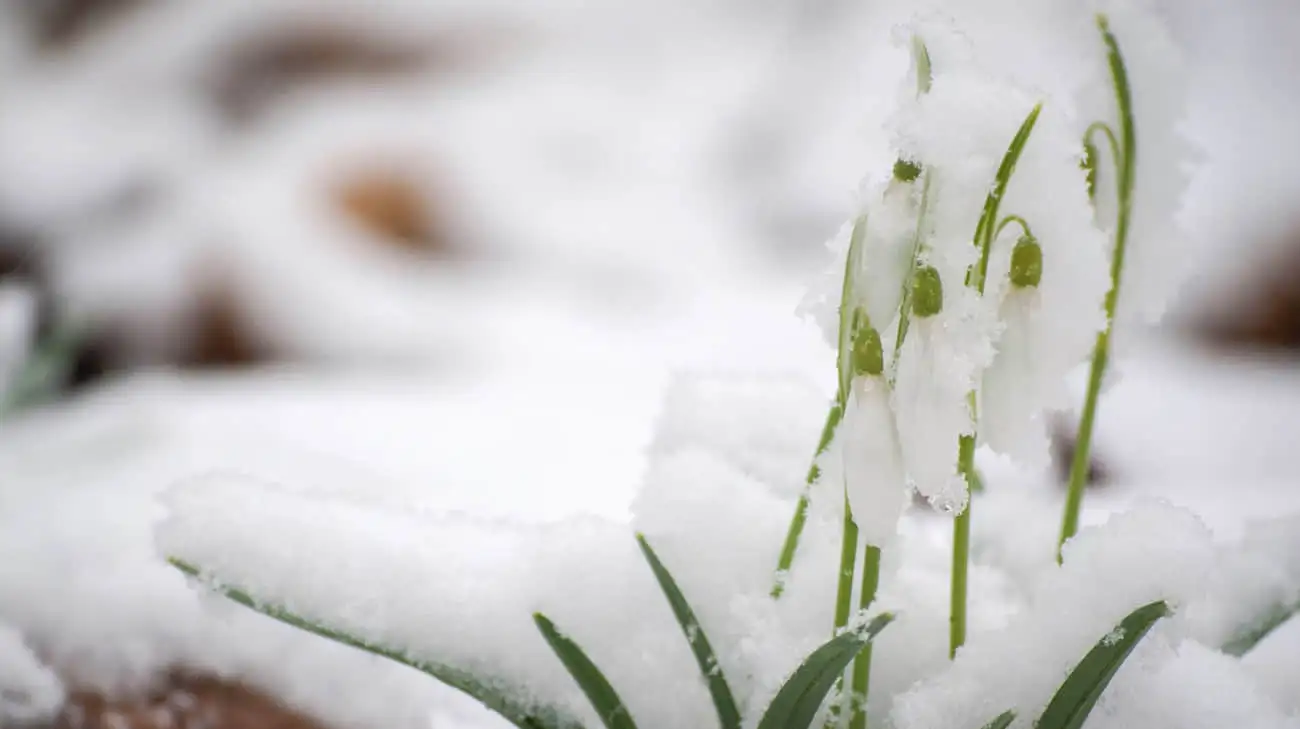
[1,317,82,415]
[971,103,1042,293]
[1036,600,1170,729]
[169,559,579,729]
[978,710,1015,729]
[836,217,869,402]
[635,534,741,729]
[534,613,637,729]
[1221,601,1300,657]
[756,612,894,729]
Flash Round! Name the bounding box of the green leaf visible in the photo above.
[836,216,869,404]
[1,317,83,416]
[635,535,741,729]
[534,613,637,729]
[1222,601,1300,657]
[978,710,1015,729]
[169,559,580,729]
[1036,600,1170,729]
[756,613,895,729]
[969,103,1043,294]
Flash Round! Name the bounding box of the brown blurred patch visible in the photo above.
[212,28,435,122]
[46,673,331,729]
[331,167,449,255]
[1049,416,1110,488]
[180,276,275,370]
[21,0,149,49]
[1197,238,1300,350]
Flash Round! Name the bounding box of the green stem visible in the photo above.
[773,403,844,597]
[848,545,882,729]
[970,104,1043,292]
[947,104,1043,660]
[825,496,860,728]
[994,215,1034,241]
[1059,13,1136,562]
[889,171,934,383]
[950,434,976,659]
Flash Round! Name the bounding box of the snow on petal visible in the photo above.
[797,174,924,357]
[978,100,1111,467]
[836,376,907,546]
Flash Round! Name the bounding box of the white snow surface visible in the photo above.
[0,0,1298,728]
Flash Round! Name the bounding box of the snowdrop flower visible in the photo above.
[798,169,926,356]
[891,266,998,512]
[832,324,908,546]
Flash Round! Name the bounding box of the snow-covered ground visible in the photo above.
[1,0,1299,727]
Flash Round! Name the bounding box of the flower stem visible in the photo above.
[1058,13,1136,562]
[848,544,882,729]
[947,103,1043,660]
[825,496,860,727]
[772,403,844,597]
[951,433,975,659]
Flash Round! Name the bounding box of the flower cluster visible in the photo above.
[798,0,1194,544]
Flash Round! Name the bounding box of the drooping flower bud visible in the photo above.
[893,158,922,183]
[1009,235,1043,288]
[911,265,944,317]
[851,325,884,377]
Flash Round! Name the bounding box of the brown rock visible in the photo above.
[331,167,448,255]
[48,673,331,729]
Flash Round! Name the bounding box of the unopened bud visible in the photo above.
[851,326,884,377]
[911,265,943,318]
[1010,235,1042,288]
[893,158,922,183]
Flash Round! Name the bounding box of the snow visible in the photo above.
[0,0,1297,727]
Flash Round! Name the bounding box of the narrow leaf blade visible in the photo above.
[1036,600,1170,729]
[756,613,895,729]
[169,559,577,729]
[635,535,741,729]
[978,710,1015,729]
[534,613,637,729]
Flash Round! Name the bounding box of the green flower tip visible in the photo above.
[893,158,922,183]
[912,265,943,318]
[851,326,884,377]
[1082,140,1098,200]
[1010,235,1043,288]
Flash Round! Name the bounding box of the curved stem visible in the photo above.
[949,104,1043,660]
[970,104,1043,294]
[1059,13,1137,562]
[994,214,1034,242]
[1085,121,1123,182]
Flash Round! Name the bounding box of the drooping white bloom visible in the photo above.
[797,172,925,356]
[975,102,1111,467]
[832,376,908,545]
[892,284,1000,512]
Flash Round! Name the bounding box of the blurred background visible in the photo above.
[2,0,1300,726]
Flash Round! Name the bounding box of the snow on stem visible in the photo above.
[1058,14,1137,562]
